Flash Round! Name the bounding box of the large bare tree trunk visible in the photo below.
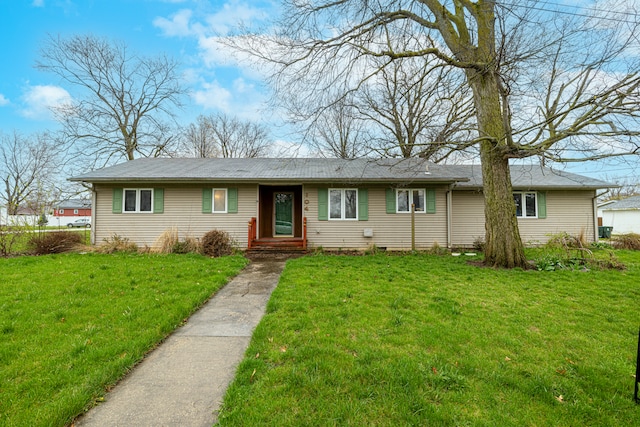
[480,145,527,268]
[468,72,527,268]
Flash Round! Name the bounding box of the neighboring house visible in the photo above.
[70,158,612,250]
[600,195,640,234]
[54,199,92,217]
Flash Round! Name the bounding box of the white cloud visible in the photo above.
[153,9,194,37]
[32,0,44,7]
[203,1,268,37]
[0,94,9,106]
[21,85,72,120]
[192,81,232,111]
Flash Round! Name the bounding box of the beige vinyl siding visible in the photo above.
[94,184,257,249]
[305,185,448,250]
[451,189,596,247]
[450,191,486,248]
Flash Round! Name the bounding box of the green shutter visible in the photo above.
[537,192,547,219]
[202,188,212,214]
[153,188,164,213]
[358,188,368,221]
[112,188,123,214]
[318,188,328,221]
[386,188,396,214]
[228,188,238,213]
[426,189,436,214]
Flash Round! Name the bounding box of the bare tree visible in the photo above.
[228,0,640,268]
[356,57,476,160]
[308,98,368,158]
[180,113,272,158]
[0,132,58,216]
[36,34,185,167]
[602,176,640,201]
[181,115,221,158]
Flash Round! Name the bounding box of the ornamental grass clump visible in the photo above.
[201,229,233,257]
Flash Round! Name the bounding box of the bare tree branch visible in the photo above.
[36,34,185,168]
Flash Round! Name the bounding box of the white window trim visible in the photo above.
[396,189,426,214]
[329,188,358,220]
[514,191,538,218]
[59,209,64,214]
[123,188,154,213]
[212,188,228,213]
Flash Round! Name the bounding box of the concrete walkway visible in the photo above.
[74,259,286,427]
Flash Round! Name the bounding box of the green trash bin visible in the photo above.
[598,226,613,238]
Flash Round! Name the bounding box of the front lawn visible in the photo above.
[219,251,640,426]
[0,253,248,427]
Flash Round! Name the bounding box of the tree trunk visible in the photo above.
[468,72,528,268]
[480,145,527,268]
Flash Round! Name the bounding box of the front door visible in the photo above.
[274,192,294,236]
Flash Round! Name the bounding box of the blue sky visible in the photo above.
[0,0,277,136]
[0,0,637,182]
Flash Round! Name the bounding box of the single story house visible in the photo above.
[54,199,92,217]
[600,195,640,234]
[70,158,611,251]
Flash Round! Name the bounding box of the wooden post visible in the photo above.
[303,217,307,250]
[411,203,415,251]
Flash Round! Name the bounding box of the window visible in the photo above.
[397,189,425,213]
[73,209,79,215]
[59,209,64,215]
[329,189,358,220]
[513,192,537,218]
[213,189,227,213]
[124,189,153,213]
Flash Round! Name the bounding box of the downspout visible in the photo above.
[446,183,455,248]
[593,189,610,242]
[91,185,97,246]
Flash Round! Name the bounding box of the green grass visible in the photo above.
[0,252,248,427]
[219,251,640,426]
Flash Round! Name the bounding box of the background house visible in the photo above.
[600,195,640,234]
[54,199,92,217]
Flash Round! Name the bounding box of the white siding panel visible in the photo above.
[602,210,640,234]
[451,190,596,247]
[94,185,257,249]
[304,186,448,250]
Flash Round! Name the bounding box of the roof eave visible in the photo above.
[70,177,471,185]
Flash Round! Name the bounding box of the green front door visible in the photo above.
[274,192,294,236]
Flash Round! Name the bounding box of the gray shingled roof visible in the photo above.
[601,195,640,211]
[450,164,613,190]
[70,157,612,189]
[70,158,468,184]
[55,199,92,209]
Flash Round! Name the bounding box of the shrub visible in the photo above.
[611,233,640,250]
[0,225,28,257]
[429,241,448,255]
[98,234,138,254]
[472,236,485,252]
[201,229,233,257]
[545,232,586,249]
[172,236,201,254]
[28,231,83,255]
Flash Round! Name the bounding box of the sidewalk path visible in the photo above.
[74,259,285,427]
